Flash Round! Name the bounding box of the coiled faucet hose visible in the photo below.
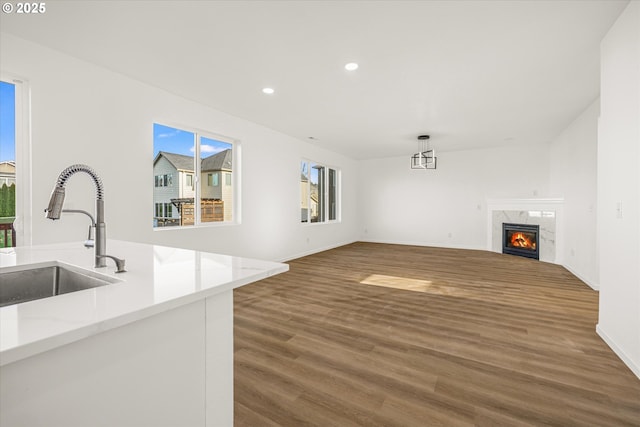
[55,164,104,200]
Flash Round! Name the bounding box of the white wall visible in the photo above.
[596,1,640,378]
[0,33,359,262]
[549,99,599,289]
[358,145,551,249]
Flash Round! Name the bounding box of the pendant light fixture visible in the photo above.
[410,135,436,169]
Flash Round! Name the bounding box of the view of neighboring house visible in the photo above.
[201,149,233,221]
[153,150,232,226]
[153,151,194,226]
[300,172,319,223]
[0,160,15,187]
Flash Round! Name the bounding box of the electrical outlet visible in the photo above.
[616,202,623,219]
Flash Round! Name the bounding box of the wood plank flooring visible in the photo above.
[234,242,640,426]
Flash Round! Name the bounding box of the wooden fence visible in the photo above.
[180,199,224,226]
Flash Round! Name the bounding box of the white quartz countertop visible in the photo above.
[0,240,289,366]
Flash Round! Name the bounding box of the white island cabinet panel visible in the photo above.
[0,240,288,426]
[1,299,208,426]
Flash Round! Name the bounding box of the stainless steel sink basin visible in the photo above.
[0,262,121,307]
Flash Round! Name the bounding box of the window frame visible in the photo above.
[300,159,341,225]
[207,172,219,187]
[155,202,173,219]
[1,73,32,246]
[154,173,172,187]
[153,122,240,229]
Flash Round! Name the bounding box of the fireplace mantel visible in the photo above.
[486,198,564,264]
[486,198,565,210]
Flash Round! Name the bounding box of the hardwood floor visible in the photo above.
[234,242,640,426]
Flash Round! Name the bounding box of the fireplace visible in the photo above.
[502,223,539,260]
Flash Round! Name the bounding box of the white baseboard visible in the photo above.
[280,238,485,263]
[278,240,357,262]
[596,324,640,380]
[358,238,485,251]
[562,264,599,291]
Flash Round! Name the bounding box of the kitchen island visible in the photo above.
[0,240,288,426]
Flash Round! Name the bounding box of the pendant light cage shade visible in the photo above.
[411,150,436,169]
[410,135,437,169]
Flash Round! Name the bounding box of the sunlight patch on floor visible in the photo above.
[360,274,462,296]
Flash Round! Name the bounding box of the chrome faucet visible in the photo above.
[45,164,126,273]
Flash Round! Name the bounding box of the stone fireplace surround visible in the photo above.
[486,198,564,265]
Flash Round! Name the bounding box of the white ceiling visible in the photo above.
[0,0,629,159]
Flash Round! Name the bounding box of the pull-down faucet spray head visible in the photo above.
[45,187,66,220]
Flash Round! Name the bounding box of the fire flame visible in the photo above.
[510,232,536,249]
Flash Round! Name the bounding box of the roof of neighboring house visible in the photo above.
[202,149,232,172]
[153,150,232,172]
[0,161,16,174]
[154,151,195,171]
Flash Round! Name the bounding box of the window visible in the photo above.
[154,174,172,187]
[155,202,173,219]
[0,76,30,247]
[153,123,237,228]
[225,173,231,186]
[328,168,337,221]
[300,160,340,223]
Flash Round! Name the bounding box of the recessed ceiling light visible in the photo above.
[344,62,359,71]
[262,87,275,94]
